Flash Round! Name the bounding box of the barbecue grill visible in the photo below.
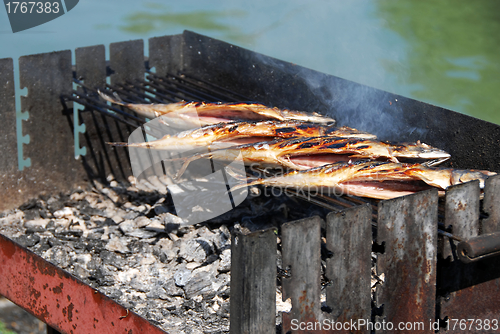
[1,30,500,334]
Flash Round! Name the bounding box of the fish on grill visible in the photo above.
[230,160,496,200]
[175,136,451,178]
[98,91,336,126]
[109,120,376,150]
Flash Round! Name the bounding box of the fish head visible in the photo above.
[390,141,451,161]
[451,170,497,189]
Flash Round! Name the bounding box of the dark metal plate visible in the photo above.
[376,189,438,333]
[230,228,276,334]
[326,204,371,333]
[281,216,323,333]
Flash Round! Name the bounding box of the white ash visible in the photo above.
[0,178,235,334]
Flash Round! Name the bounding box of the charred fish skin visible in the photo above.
[112,121,377,150]
[231,160,497,200]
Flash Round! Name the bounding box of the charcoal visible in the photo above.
[122,211,140,220]
[85,239,106,252]
[53,207,74,219]
[213,225,230,251]
[0,177,246,333]
[178,238,213,263]
[127,229,159,239]
[23,208,41,221]
[48,238,63,247]
[46,196,65,213]
[163,278,184,297]
[24,218,50,232]
[135,216,151,228]
[73,263,90,279]
[33,238,51,253]
[104,287,123,299]
[15,234,40,247]
[146,284,169,300]
[119,220,136,234]
[100,250,127,269]
[131,278,150,293]
[44,245,75,268]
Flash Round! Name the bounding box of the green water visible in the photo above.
[377,0,500,125]
[114,0,500,125]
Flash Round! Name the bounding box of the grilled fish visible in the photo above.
[98,91,336,126]
[110,120,376,150]
[231,160,496,200]
[175,136,450,177]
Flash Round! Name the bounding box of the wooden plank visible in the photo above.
[326,204,371,334]
[230,228,276,334]
[281,216,322,333]
[376,189,438,334]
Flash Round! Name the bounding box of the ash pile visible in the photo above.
[0,174,342,334]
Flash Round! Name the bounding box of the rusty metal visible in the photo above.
[457,232,500,263]
[0,57,18,211]
[375,189,439,334]
[326,205,372,334]
[0,233,167,334]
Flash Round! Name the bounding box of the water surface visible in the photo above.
[1,0,499,125]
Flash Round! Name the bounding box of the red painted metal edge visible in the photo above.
[0,233,167,334]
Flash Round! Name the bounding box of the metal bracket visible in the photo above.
[457,232,500,263]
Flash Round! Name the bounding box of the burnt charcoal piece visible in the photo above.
[15,234,40,247]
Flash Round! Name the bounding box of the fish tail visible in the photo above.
[228,178,262,193]
[98,90,126,106]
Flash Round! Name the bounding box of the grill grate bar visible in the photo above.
[162,72,247,102]
[66,93,144,128]
[124,79,180,103]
